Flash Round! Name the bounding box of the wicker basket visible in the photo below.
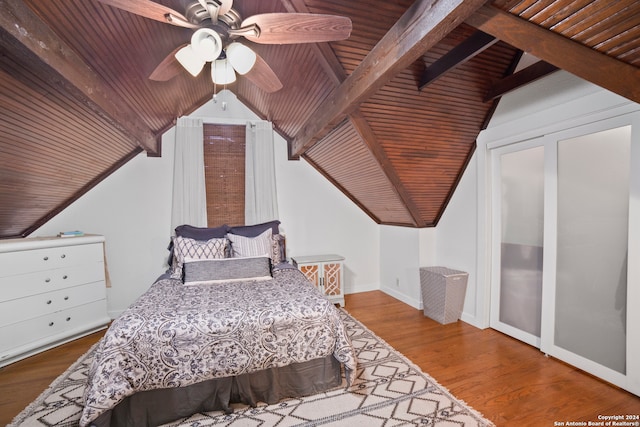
[420,267,468,324]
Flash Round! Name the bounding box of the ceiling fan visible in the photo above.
[96,0,352,92]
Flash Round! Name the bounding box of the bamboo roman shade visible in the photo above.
[203,124,246,227]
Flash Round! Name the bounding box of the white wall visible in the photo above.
[273,138,380,294]
[379,226,421,308]
[32,90,380,316]
[434,70,639,329]
[33,144,174,317]
[376,152,477,315]
[434,155,478,320]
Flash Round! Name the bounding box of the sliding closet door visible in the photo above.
[490,142,545,347]
[487,108,640,395]
[541,125,631,386]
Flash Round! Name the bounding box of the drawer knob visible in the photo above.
[64,296,69,301]
[61,254,66,259]
[66,317,71,322]
[43,256,49,261]
[46,300,52,305]
[62,275,68,280]
[48,322,54,327]
[45,278,51,283]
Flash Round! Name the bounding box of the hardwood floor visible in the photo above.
[345,291,640,425]
[1,290,638,426]
[0,331,105,426]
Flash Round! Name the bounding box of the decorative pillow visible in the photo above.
[228,220,280,238]
[167,224,229,267]
[175,224,229,239]
[170,236,227,280]
[183,256,273,285]
[227,228,272,258]
[271,233,286,264]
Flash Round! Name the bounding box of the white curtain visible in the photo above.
[171,117,207,232]
[245,121,279,224]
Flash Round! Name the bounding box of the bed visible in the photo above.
[80,222,357,427]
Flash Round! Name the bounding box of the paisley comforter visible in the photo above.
[80,267,356,427]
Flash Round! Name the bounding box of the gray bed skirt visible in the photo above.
[89,354,343,427]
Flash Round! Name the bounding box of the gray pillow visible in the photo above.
[228,220,280,237]
[175,224,230,239]
[183,256,273,285]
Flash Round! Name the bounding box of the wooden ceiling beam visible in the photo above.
[465,4,640,105]
[0,0,159,154]
[282,0,426,226]
[484,59,558,102]
[290,0,488,158]
[419,30,497,90]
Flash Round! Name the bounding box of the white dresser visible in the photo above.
[0,234,110,367]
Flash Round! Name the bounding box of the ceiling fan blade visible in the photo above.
[243,53,283,93]
[233,13,352,44]
[95,0,199,28]
[149,45,186,81]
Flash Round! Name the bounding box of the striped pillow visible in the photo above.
[183,256,272,285]
[227,228,272,258]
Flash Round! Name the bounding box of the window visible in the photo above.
[203,124,245,226]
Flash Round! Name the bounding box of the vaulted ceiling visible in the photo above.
[1,0,639,238]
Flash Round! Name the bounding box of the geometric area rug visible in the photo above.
[9,309,495,427]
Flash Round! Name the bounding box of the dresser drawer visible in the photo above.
[0,262,105,302]
[0,281,106,327]
[0,299,109,356]
[0,242,103,278]
[0,235,109,367]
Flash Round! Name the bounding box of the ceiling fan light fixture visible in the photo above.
[175,45,206,76]
[211,58,237,85]
[191,28,223,62]
[226,42,257,75]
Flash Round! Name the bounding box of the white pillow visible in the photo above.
[227,228,272,258]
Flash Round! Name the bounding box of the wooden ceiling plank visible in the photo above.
[534,0,591,27]
[504,0,538,15]
[302,154,385,225]
[290,0,488,157]
[0,0,159,154]
[555,0,636,40]
[280,0,347,84]
[19,147,143,237]
[349,112,423,227]
[465,4,640,105]
[419,30,497,90]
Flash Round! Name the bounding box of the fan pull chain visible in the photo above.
[222,83,228,110]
